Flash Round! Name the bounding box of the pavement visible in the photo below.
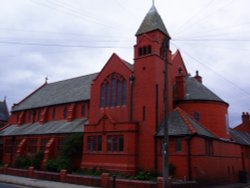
[211,183,250,188]
[0,174,249,188]
[0,174,98,188]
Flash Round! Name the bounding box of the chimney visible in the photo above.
[176,68,186,100]
[242,112,250,125]
[194,70,202,83]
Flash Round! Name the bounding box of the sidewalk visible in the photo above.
[0,174,99,188]
[211,182,250,188]
[0,174,249,188]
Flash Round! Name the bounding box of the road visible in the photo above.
[0,183,30,188]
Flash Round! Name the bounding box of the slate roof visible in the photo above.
[122,59,134,71]
[175,76,225,103]
[136,5,170,37]
[12,73,98,112]
[230,128,250,145]
[0,101,9,121]
[157,108,216,138]
[0,118,86,136]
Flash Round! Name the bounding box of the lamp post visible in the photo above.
[162,37,169,188]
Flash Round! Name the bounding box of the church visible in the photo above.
[1,5,250,185]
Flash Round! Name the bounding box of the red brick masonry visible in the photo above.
[0,166,198,188]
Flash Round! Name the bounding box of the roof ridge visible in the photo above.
[176,107,197,134]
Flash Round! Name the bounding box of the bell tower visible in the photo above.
[134,5,171,60]
[133,5,172,171]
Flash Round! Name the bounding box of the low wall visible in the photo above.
[0,166,198,188]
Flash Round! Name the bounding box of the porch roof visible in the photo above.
[0,118,86,136]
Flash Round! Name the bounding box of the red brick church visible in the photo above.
[1,5,250,185]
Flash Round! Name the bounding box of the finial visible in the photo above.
[196,70,199,76]
[152,0,155,6]
[45,77,48,84]
[4,96,6,102]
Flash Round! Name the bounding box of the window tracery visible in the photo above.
[100,73,127,107]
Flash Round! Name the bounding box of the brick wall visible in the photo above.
[0,167,198,188]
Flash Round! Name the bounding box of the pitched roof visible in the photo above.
[181,76,225,103]
[136,5,170,37]
[157,108,216,138]
[12,73,98,112]
[0,118,86,136]
[229,128,250,145]
[122,59,134,71]
[0,101,9,121]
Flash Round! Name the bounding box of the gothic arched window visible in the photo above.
[100,73,127,108]
[100,84,105,107]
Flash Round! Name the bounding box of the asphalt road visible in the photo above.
[0,183,29,188]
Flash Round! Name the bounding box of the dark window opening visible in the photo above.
[105,83,110,107]
[87,135,102,152]
[139,47,143,56]
[205,139,214,156]
[100,84,105,107]
[176,138,182,152]
[107,135,124,152]
[143,46,147,54]
[52,108,56,120]
[33,111,36,122]
[193,112,200,122]
[29,111,32,122]
[81,103,85,116]
[148,45,151,54]
[122,80,127,105]
[138,45,152,57]
[100,73,127,108]
[98,135,102,151]
[63,106,68,119]
[38,110,41,121]
[111,78,116,106]
[116,80,121,106]
[119,136,124,151]
[107,136,112,152]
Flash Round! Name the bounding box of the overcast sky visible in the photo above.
[0,0,250,127]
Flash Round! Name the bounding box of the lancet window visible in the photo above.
[100,73,127,108]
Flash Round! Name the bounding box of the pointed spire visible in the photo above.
[136,5,170,37]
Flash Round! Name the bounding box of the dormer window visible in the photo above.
[100,73,127,108]
[138,45,151,57]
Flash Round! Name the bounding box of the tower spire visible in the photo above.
[152,0,155,6]
[135,4,170,38]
